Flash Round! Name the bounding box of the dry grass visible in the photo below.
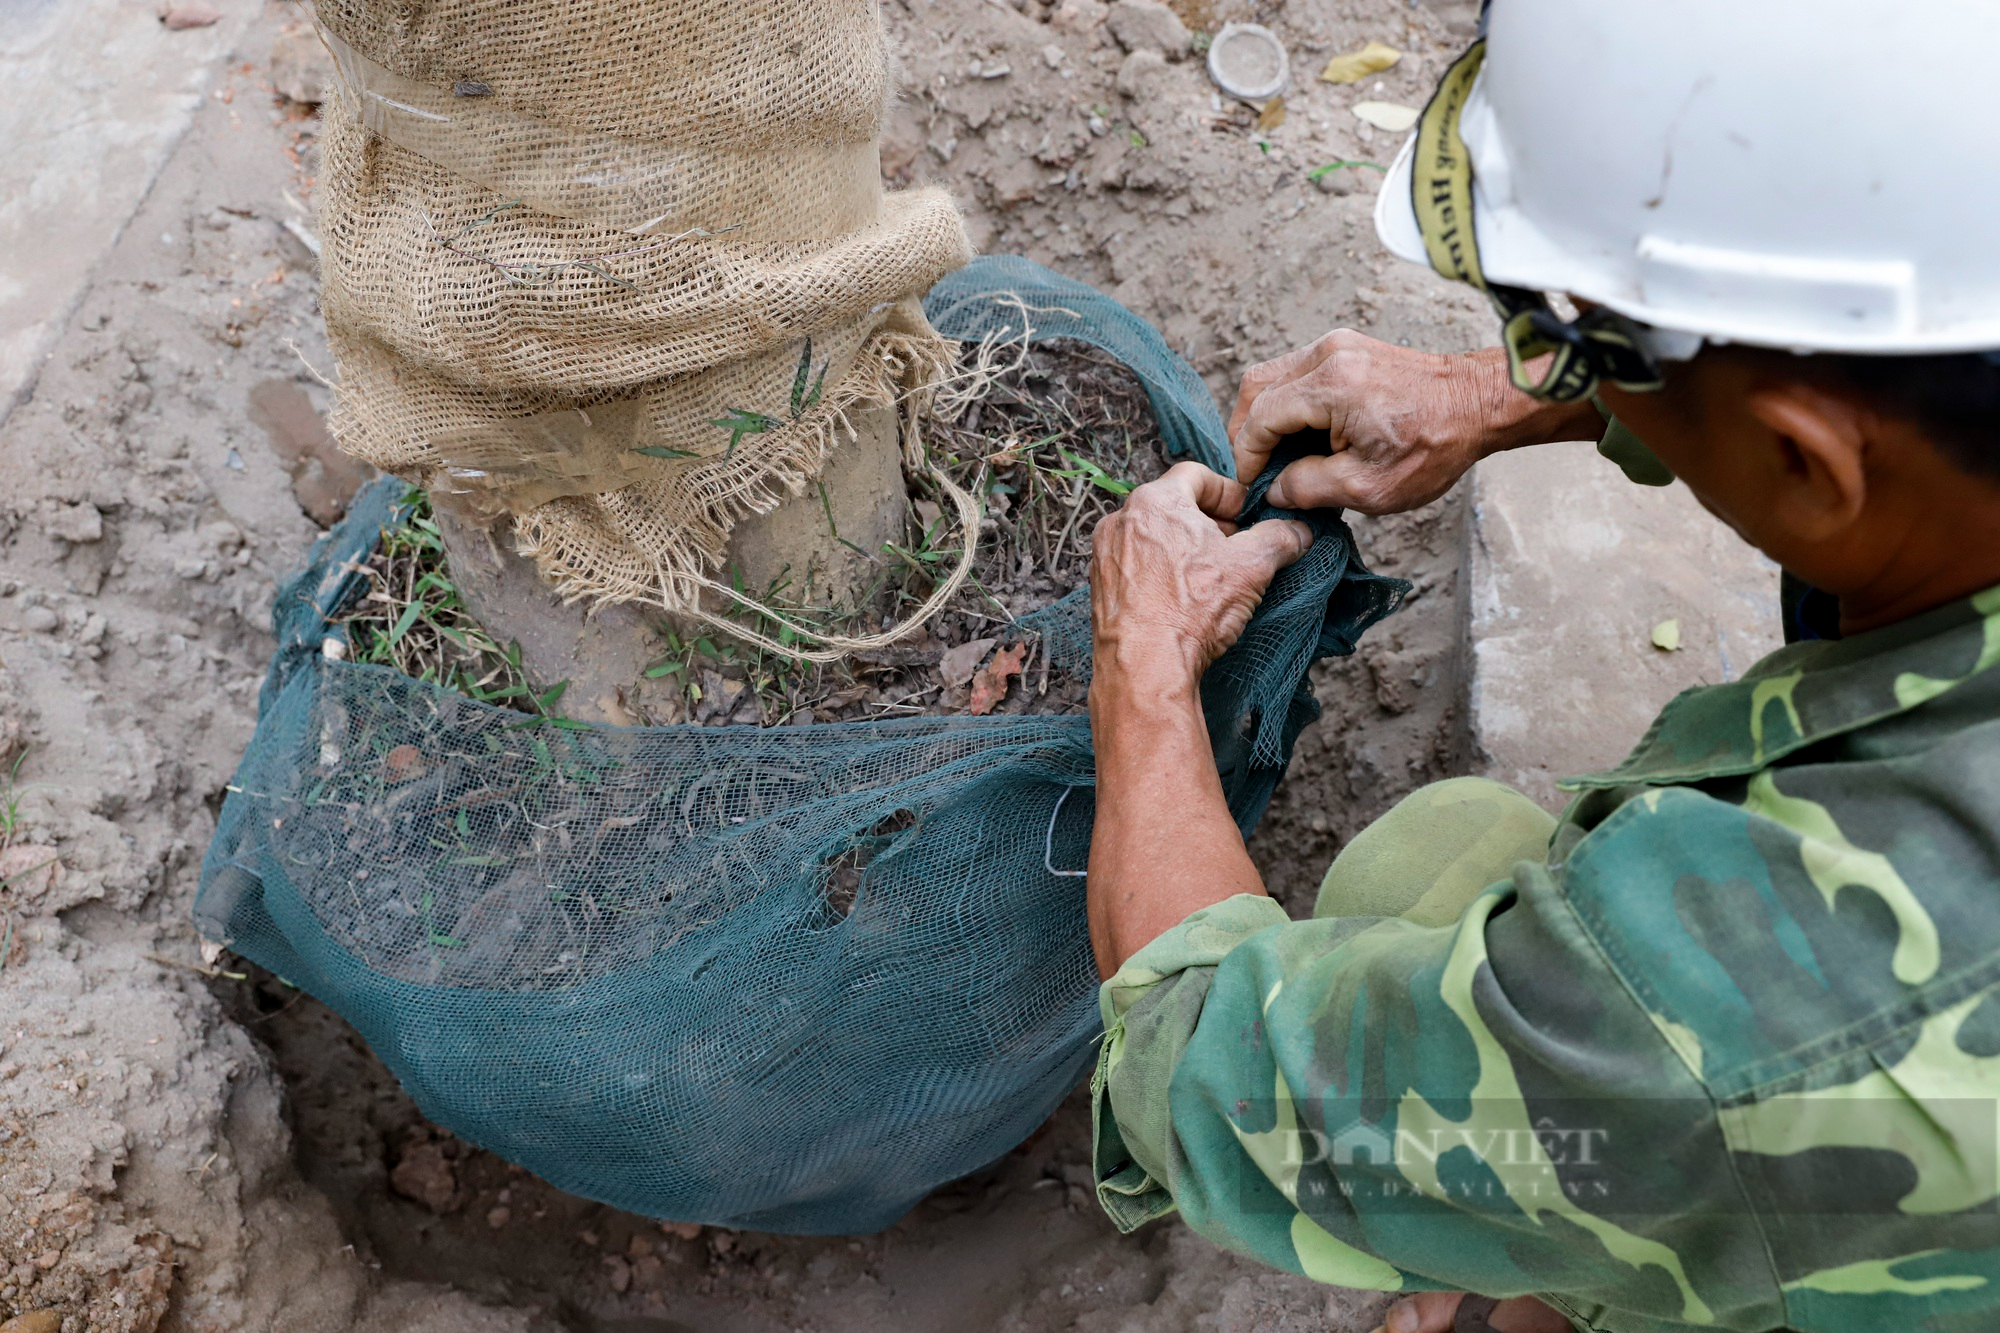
[336,493,570,719]
[672,339,1168,724]
[924,338,1167,624]
[333,345,1167,728]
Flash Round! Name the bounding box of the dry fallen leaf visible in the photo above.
[1320,41,1402,85]
[968,642,1028,715]
[939,637,998,690]
[1352,101,1420,133]
[383,744,426,783]
[1651,619,1683,652]
[0,1309,64,1333]
[160,2,222,29]
[1254,96,1286,132]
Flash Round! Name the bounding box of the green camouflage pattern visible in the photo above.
[1093,585,2000,1332]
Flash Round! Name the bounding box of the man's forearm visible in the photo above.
[1464,347,1607,456]
[1086,664,1267,979]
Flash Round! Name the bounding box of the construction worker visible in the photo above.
[1082,2,2000,1331]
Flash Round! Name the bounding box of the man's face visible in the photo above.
[1601,345,2000,632]
[1598,363,1777,553]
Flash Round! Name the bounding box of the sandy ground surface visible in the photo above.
[0,1,1498,1328]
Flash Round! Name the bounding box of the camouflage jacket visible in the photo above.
[1093,585,2000,1332]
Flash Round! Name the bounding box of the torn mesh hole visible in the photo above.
[819,808,921,921]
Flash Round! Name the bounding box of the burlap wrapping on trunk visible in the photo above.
[313,0,972,608]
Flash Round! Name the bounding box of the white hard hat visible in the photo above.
[1375,0,2000,394]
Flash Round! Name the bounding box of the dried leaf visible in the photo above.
[1351,101,1420,132]
[1651,619,1683,652]
[1254,96,1286,132]
[968,642,1028,715]
[1320,41,1402,85]
[939,637,998,690]
[384,744,426,783]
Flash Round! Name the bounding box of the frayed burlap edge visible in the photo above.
[512,314,957,614]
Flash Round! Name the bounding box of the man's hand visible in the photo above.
[1089,463,1313,688]
[1084,463,1310,977]
[1227,331,1604,515]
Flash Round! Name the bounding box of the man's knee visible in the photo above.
[1314,777,1558,925]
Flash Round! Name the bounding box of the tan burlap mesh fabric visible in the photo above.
[313,0,972,608]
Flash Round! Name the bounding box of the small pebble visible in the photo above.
[486,1206,510,1228]
[161,2,222,29]
[21,607,58,633]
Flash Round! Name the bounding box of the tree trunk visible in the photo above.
[436,401,907,724]
[723,400,905,612]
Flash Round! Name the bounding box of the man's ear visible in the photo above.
[1744,383,1870,540]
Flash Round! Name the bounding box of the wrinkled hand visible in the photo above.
[1370,1292,1574,1333]
[1089,462,1313,685]
[1228,331,1515,515]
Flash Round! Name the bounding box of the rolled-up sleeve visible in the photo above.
[1093,893,1293,1231]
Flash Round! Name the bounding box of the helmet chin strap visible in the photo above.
[1410,40,1669,403]
[1635,325,1706,364]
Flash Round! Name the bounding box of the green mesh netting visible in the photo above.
[195,257,1406,1233]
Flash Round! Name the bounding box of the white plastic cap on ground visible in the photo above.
[1375,0,2000,354]
[1207,23,1289,102]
